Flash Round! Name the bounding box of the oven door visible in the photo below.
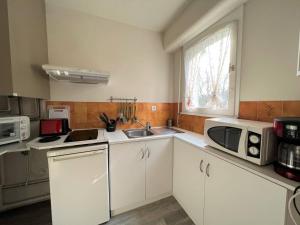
[205,125,247,159]
[0,120,21,145]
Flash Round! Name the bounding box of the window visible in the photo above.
[183,22,238,116]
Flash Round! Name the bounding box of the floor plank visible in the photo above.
[0,197,194,225]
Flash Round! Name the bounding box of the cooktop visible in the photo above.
[64,129,98,143]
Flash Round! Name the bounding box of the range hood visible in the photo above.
[42,64,110,84]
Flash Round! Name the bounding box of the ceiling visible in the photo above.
[46,0,192,32]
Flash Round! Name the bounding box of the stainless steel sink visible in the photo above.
[123,129,154,139]
[123,127,184,139]
[151,127,184,135]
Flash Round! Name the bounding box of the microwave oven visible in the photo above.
[0,116,30,146]
[204,118,276,165]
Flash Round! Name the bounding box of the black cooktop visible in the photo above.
[64,129,98,143]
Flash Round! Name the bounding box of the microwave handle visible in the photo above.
[239,129,248,155]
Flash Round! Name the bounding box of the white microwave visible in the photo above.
[204,118,276,165]
[0,116,30,146]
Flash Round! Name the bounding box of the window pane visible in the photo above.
[184,24,233,112]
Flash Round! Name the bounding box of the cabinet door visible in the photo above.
[48,149,109,225]
[29,149,49,182]
[6,0,49,99]
[110,142,146,210]
[204,154,287,225]
[145,138,173,199]
[2,151,28,186]
[173,138,206,225]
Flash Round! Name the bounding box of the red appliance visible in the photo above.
[40,119,70,136]
[273,117,300,181]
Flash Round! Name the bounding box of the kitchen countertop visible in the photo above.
[105,128,178,144]
[27,129,108,150]
[1,127,298,191]
[0,141,29,156]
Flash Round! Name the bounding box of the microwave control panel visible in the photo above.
[247,132,261,158]
[20,116,30,140]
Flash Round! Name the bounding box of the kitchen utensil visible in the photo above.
[167,119,173,128]
[106,119,117,132]
[99,113,117,132]
[123,102,128,123]
[99,114,108,125]
[128,102,131,120]
[103,113,111,125]
[117,103,120,117]
[132,102,137,123]
[118,102,124,123]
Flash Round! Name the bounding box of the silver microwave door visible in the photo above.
[207,126,242,152]
[0,121,20,144]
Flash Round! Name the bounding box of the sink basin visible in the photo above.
[123,129,154,139]
[151,127,184,135]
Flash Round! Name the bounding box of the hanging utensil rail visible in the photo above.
[109,96,137,102]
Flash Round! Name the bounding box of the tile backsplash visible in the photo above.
[46,101,173,130]
[47,100,300,135]
[175,101,300,134]
[239,101,300,122]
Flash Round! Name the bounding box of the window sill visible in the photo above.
[180,111,238,118]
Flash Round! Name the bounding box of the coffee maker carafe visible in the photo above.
[273,117,300,181]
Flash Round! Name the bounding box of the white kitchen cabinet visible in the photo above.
[29,149,49,182]
[173,138,206,225]
[0,0,49,99]
[204,154,287,225]
[173,138,288,225]
[0,150,50,211]
[110,141,146,210]
[2,152,28,186]
[110,138,173,212]
[145,138,173,199]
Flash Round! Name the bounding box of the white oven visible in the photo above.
[0,116,30,145]
[204,118,276,165]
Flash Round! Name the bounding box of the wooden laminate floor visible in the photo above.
[0,197,194,225]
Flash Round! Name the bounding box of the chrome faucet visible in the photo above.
[145,122,151,131]
[136,120,151,131]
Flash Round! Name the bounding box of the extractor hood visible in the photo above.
[42,64,110,84]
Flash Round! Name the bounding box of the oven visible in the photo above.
[0,116,30,145]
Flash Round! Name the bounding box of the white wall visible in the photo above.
[240,0,300,101]
[46,3,173,102]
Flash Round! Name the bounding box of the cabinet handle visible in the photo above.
[140,149,145,159]
[199,160,204,173]
[206,163,210,177]
[147,147,150,158]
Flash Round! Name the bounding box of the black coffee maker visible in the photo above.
[273,117,300,181]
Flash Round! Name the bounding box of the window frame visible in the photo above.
[178,5,244,118]
[183,21,238,116]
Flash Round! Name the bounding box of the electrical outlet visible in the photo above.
[151,105,157,112]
